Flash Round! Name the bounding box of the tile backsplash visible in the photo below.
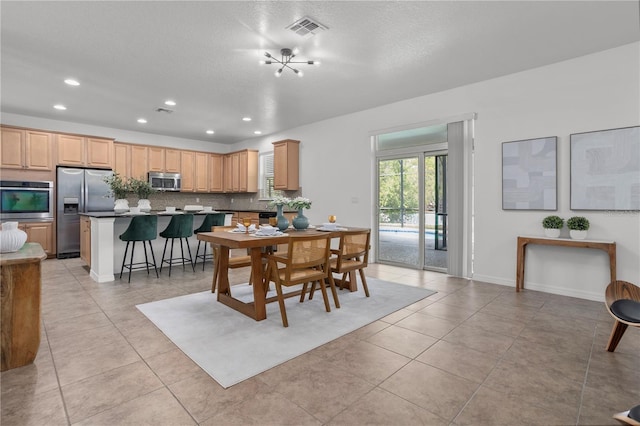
[122,189,301,212]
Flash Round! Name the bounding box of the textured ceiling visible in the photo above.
[1,1,638,144]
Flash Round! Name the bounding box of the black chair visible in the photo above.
[159,214,195,276]
[118,215,158,283]
[193,213,226,270]
[604,280,640,352]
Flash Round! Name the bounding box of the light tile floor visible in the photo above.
[1,257,638,425]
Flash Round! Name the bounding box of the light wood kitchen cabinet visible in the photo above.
[224,149,258,193]
[180,150,195,192]
[194,152,209,192]
[113,143,130,178]
[80,216,91,266]
[148,147,180,173]
[18,222,54,256]
[86,138,113,168]
[56,134,85,166]
[130,145,149,180]
[209,154,224,192]
[165,149,181,173]
[57,134,113,168]
[1,127,53,171]
[273,139,300,190]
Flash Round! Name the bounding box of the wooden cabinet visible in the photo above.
[180,151,195,192]
[273,139,300,190]
[18,222,54,256]
[209,154,224,192]
[232,212,260,226]
[80,216,91,266]
[113,143,130,177]
[0,127,53,171]
[130,145,149,180]
[148,147,180,173]
[194,152,209,192]
[224,149,258,193]
[86,138,113,168]
[57,134,113,168]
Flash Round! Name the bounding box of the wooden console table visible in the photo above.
[1,243,46,371]
[516,236,616,292]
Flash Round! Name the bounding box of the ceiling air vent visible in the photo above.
[286,16,327,38]
[155,107,173,114]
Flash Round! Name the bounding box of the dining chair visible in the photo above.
[210,225,253,293]
[604,280,640,352]
[328,229,371,297]
[193,213,226,270]
[264,233,333,327]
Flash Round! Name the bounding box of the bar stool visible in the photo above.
[159,213,195,276]
[119,215,159,283]
[193,213,227,270]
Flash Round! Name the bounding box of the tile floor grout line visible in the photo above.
[575,325,598,426]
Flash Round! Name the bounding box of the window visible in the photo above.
[259,152,283,200]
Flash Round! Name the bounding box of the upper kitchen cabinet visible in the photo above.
[57,134,113,168]
[224,149,258,193]
[148,147,180,173]
[180,150,195,192]
[0,127,53,171]
[113,143,130,178]
[194,152,209,192]
[209,153,224,192]
[130,145,148,179]
[273,139,300,190]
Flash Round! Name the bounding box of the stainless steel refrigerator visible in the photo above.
[57,167,114,258]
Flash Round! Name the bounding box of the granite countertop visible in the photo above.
[80,209,295,218]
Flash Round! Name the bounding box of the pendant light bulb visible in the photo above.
[275,68,283,77]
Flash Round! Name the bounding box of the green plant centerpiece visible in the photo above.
[542,215,563,238]
[103,172,131,213]
[270,196,291,231]
[128,177,156,212]
[289,196,312,230]
[567,216,590,240]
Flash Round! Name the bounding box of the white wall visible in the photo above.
[3,43,638,301]
[242,42,640,302]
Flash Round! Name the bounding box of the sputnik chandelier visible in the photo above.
[260,48,320,77]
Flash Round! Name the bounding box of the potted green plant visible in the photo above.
[567,216,590,240]
[288,196,312,230]
[128,177,156,212]
[542,215,564,238]
[269,196,291,231]
[103,172,131,212]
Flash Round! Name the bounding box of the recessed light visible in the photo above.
[254,130,262,135]
[53,104,67,110]
[164,100,176,106]
[137,118,147,124]
[64,78,80,86]
[242,117,252,122]
[206,130,215,135]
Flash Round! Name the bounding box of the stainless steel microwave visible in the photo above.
[148,172,181,191]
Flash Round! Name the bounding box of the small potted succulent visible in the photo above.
[542,215,564,238]
[567,216,590,240]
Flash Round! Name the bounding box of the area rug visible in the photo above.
[136,278,435,388]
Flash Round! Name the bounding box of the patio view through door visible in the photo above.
[377,152,448,271]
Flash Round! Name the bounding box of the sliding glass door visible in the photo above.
[377,151,448,271]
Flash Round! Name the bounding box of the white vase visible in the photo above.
[137,199,151,212]
[544,228,561,238]
[0,222,28,253]
[570,230,587,240]
[114,199,129,213]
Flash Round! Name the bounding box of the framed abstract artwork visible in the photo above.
[502,136,557,210]
[570,126,639,211]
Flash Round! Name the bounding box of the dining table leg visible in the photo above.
[250,247,267,321]
[216,246,231,298]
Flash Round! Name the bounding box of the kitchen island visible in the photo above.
[80,211,234,282]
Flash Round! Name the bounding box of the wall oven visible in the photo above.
[148,172,181,191]
[0,180,54,220]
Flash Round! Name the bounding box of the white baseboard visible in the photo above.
[471,274,605,302]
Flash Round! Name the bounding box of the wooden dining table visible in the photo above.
[196,227,367,321]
